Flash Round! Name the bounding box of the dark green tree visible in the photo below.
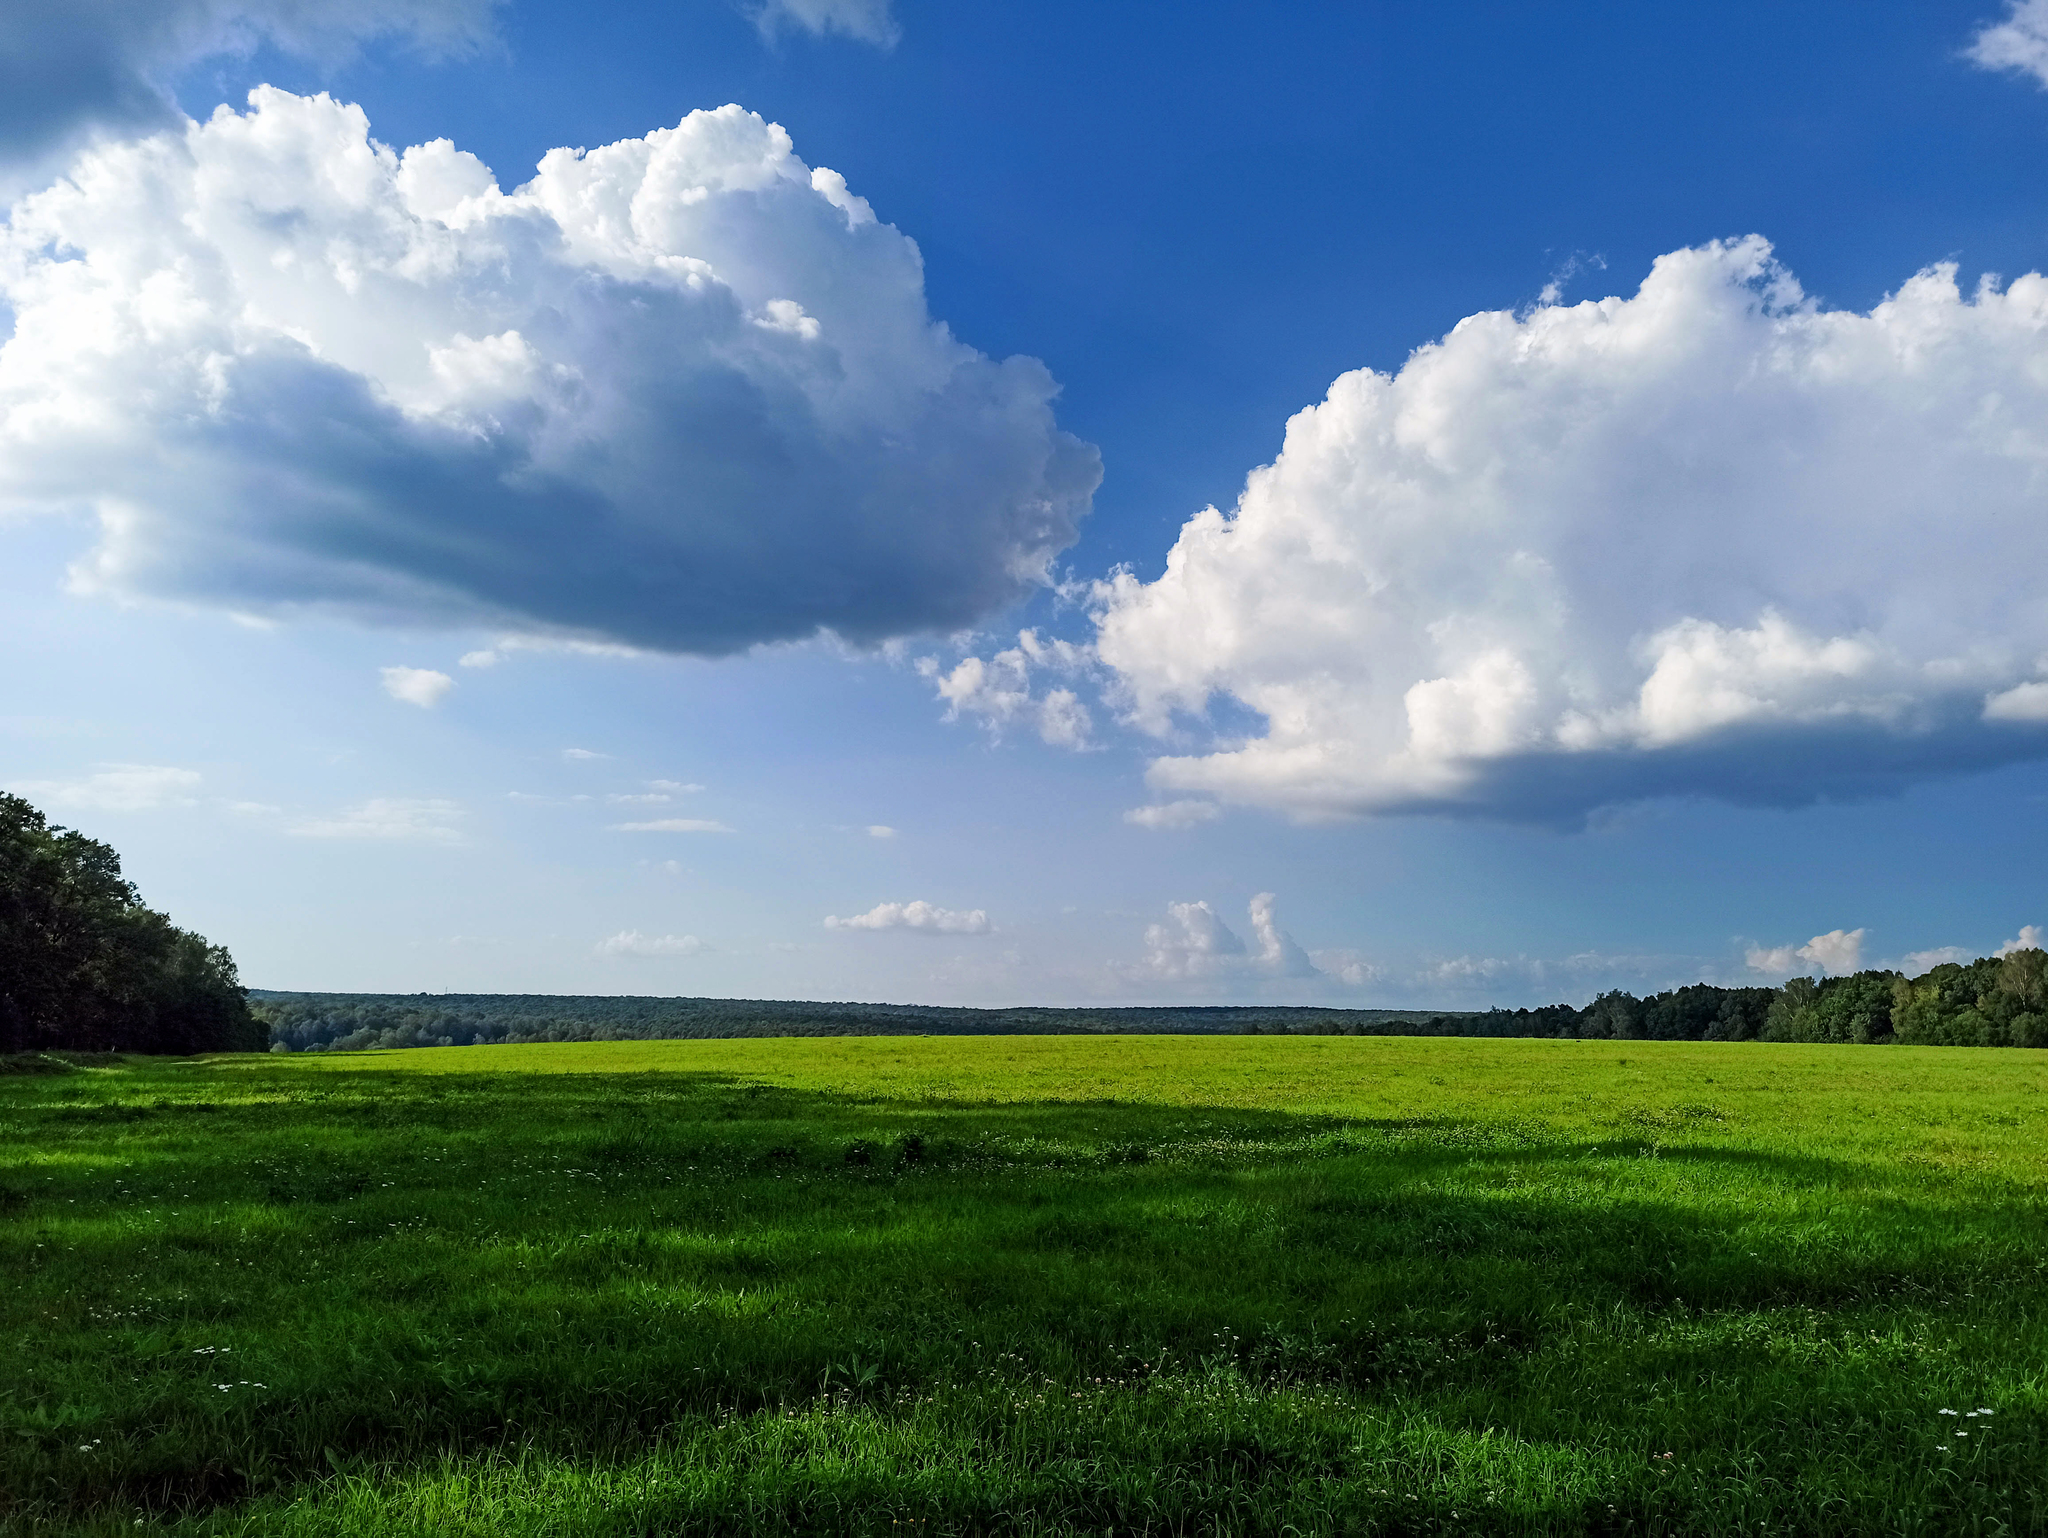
[0,793,259,1054]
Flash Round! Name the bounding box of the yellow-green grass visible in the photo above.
[5,1036,2045,1535]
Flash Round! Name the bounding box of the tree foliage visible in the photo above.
[0,793,259,1054]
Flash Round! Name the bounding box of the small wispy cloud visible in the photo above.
[1124,800,1221,830]
[867,824,898,839]
[595,930,704,958]
[459,637,642,669]
[291,798,465,844]
[751,0,898,48]
[7,764,201,812]
[562,748,609,761]
[609,818,734,833]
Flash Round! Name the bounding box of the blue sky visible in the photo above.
[5,0,2048,1003]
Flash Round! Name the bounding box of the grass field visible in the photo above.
[5,1035,2046,1535]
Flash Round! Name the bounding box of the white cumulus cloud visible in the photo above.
[1746,927,1866,978]
[825,900,991,934]
[1967,0,2048,88]
[919,629,1095,748]
[291,796,463,842]
[1075,238,2048,820]
[380,664,453,708]
[1996,923,2045,955]
[595,930,704,958]
[0,90,1097,654]
[1138,893,1319,981]
[7,763,201,811]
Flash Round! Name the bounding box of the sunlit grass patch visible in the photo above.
[3,1037,2045,1534]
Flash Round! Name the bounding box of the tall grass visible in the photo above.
[4,1037,2044,1533]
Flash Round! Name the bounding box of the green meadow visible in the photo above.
[5,1035,2046,1535]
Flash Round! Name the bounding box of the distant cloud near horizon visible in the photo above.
[595,930,704,958]
[826,900,991,935]
[0,90,1097,656]
[1996,923,2045,955]
[1899,945,1971,973]
[1746,928,1866,978]
[609,818,734,834]
[1138,894,1318,982]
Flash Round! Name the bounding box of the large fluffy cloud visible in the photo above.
[0,0,498,179]
[0,89,1098,652]
[1088,238,2048,819]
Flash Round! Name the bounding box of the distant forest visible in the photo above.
[256,947,2048,1052]
[252,994,1467,1051]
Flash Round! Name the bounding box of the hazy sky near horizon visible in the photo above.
[7,0,2048,1006]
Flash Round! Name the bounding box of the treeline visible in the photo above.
[253,994,1462,1052]
[257,948,2048,1053]
[1,793,261,1055]
[1348,952,2046,1047]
